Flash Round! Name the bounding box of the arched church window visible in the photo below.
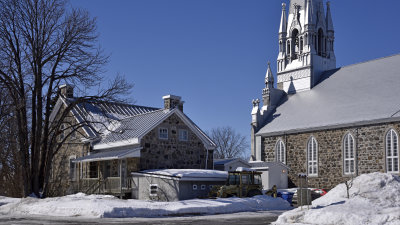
[305,33,308,46]
[287,41,290,55]
[386,129,399,173]
[343,133,356,175]
[300,37,303,53]
[314,35,317,51]
[275,140,286,164]
[307,137,318,176]
[291,29,299,59]
[279,41,282,52]
[318,28,324,56]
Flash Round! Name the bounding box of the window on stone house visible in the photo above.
[343,133,356,175]
[159,128,168,140]
[386,129,399,173]
[275,140,286,164]
[307,137,318,176]
[179,129,188,141]
[59,124,65,141]
[69,155,77,181]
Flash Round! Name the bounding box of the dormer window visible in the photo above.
[159,128,168,140]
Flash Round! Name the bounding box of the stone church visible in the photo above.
[251,0,400,190]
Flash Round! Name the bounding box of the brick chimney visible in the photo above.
[162,95,184,111]
[59,84,74,98]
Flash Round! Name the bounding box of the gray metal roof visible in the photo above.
[257,54,400,136]
[92,108,216,150]
[69,100,159,138]
[72,147,141,162]
[94,109,171,148]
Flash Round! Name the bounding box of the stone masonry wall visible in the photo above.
[262,122,400,190]
[140,114,213,170]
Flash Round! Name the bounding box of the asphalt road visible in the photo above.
[0,211,284,225]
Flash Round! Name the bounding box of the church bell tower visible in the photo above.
[277,0,336,94]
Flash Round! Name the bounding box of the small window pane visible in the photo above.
[179,129,188,141]
[159,128,168,139]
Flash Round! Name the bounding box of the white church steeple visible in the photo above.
[276,0,336,94]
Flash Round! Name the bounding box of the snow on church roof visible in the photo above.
[257,54,400,136]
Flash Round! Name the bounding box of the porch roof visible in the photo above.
[73,147,141,163]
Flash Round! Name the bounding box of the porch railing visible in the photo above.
[71,177,133,195]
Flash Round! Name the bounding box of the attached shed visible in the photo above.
[214,158,251,171]
[249,161,289,190]
[131,169,228,201]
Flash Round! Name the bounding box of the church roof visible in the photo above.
[257,54,400,137]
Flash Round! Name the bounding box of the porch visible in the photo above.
[71,147,141,197]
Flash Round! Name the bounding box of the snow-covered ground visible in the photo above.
[274,172,400,225]
[0,194,291,218]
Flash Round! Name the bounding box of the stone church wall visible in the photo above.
[140,114,213,170]
[261,121,400,190]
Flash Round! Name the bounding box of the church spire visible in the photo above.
[326,1,334,31]
[279,3,287,34]
[265,62,274,89]
[305,0,313,28]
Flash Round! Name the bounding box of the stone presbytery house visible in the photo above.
[251,0,400,190]
[49,85,215,197]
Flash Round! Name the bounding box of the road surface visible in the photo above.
[0,210,284,225]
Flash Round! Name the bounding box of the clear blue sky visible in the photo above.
[69,0,400,157]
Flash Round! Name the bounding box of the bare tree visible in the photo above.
[344,175,354,199]
[0,0,132,197]
[209,126,249,159]
[0,86,22,197]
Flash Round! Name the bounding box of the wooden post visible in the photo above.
[120,159,123,198]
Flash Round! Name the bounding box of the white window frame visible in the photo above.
[159,127,168,140]
[275,139,286,164]
[386,129,399,173]
[69,155,77,181]
[343,133,356,175]
[307,137,318,177]
[149,184,158,197]
[179,129,188,141]
[192,184,198,190]
[200,184,206,190]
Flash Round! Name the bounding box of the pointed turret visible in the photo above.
[326,1,334,31]
[265,62,274,89]
[279,3,287,34]
[305,0,313,29]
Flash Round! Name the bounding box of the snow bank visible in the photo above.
[141,169,228,180]
[274,172,400,225]
[0,194,291,218]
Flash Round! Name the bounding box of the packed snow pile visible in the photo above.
[274,172,400,225]
[0,194,291,218]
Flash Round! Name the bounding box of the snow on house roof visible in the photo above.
[248,161,290,169]
[257,54,400,136]
[69,100,159,138]
[138,169,228,181]
[92,108,216,150]
[213,158,251,167]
